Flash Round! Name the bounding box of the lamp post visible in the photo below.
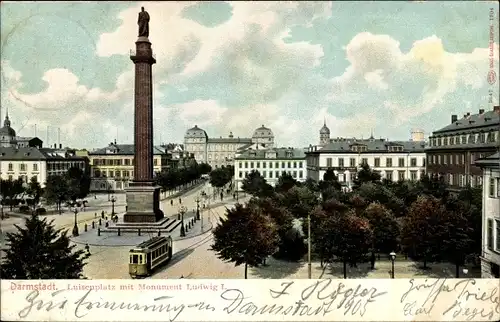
[195,196,201,220]
[72,207,79,237]
[110,195,117,215]
[307,210,312,279]
[0,196,3,220]
[179,206,187,237]
[389,251,396,279]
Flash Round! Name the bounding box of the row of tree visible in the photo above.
[208,165,235,190]
[211,165,482,278]
[0,167,91,214]
[155,163,211,193]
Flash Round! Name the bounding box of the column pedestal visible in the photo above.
[124,184,164,223]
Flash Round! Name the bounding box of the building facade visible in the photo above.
[306,137,426,188]
[475,152,500,278]
[234,147,307,191]
[0,112,43,148]
[88,142,178,192]
[184,125,275,168]
[0,147,86,186]
[425,106,500,190]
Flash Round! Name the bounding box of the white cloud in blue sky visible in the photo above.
[1,1,498,149]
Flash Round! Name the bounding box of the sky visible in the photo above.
[1,1,499,149]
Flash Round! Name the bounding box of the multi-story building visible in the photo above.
[425,106,500,190]
[306,136,426,188]
[184,125,275,168]
[88,142,178,192]
[0,112,43,148]
[234,147,307,191]
[0,147,86,186]
[475,152,500,278]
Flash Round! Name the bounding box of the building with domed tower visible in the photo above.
[0,111,43,149]
[184,124,275,169]
[319,119,330,145]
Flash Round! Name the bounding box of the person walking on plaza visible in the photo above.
[179,198,182,204]
[170,200,173,206]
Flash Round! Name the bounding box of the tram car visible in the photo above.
[129,236,173,278]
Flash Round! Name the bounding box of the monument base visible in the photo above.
[123,185,164,223]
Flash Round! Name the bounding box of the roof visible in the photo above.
[320,124,330,134]
[432,109,499,134]
[308,139,426,154]
[208,137,252,144]
[0,147,86,161]
[235,147,306,160]
[0,115,16,137]
[89,144,166,156]
[252,125,274,137]
[185,125,208,138]
[474,152,500,168]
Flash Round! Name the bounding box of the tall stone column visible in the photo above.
[123,36,164,223]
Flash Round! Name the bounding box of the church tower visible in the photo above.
[319,119,330,145]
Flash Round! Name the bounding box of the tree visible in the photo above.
[276,186,318,219]
[275,172,298,193]
[401,196,444,268]
[1,213,89,279]
[25,176,43,212]
[198,162,212,175]
[352,163,381,190]
[241,170,273,197]
[44,175,69,214]
[304,178,319,192]
[419,173,449,199]
[66,167,91,203]
[321,168,342,190]
[362,202,400,268]
[0,178,25,210]
[209,167,232,190]
[356,182,405,217]
[211,204,279,278]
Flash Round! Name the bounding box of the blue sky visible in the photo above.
[1,1,498,149]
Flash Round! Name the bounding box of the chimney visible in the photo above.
[494,105,500,112]
[479,109,485,114]
[451,115,458,123]
[54,143,56,148]
[59,144,62,149]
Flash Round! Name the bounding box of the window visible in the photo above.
[350,158,356,167]
[287,162,291,168]
[8,175,13,181]
[386,171,393,181]
[444,137,448,145]
[386,158,392,167]
[410,171,418,181]
[250,162,254,168]
[299,162,303,168]
[410,158,417,167]
[263,171,267,178]
[338,158,344,167]
[239,162,242,168]
[461,135,466,144]
[293,171,297,178]
[398,158,404,167]
[125,159,130,166]
[459,175,465,187]
[327,158,332,167]
[362,158,368,165]
[131,254,139,264]
[256,162,260,168]
[299,171,303,178]
[293,162,297,168]
[374,158,380,167]
[115,171,121,178]
[489,178,496,197]
[20,163,26,171]
[487,219,494,250]
[496,219,500,251]
[244,162,248,168]
[398,171,405,181]
[275,171,279,178]
[33,164,38,171]
[269,171,273,178]
[275,162,279,168]
[350,172,356,182]
[239,171,243,178]
[269,162,272,169]
[281,162,285,168]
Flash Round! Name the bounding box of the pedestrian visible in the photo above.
[170,200,173,206]
[179,198,182,204]
[101,211,104,218]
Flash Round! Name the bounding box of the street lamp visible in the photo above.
[72,206,79,237]
[178,206,187,237]
[195,196,201,220]
[110,195,117,215]
[0,196,3,220]
[389,251,396,279]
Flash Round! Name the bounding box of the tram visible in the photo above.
[129,236,173,278]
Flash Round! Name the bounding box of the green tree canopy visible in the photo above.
[401,195,444,268]
[44,175,69,214]
[352,163,381,190]
[275,172,298,193]
[362,202,400,254]
[1,214,89,279]
[211,203,279,278]
[241,170,273,197]
[25,176,43,210]
[66,167,91,202]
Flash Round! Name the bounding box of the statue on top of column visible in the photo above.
[138,7,150,38]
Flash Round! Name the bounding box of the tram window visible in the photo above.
[131,255,139,264]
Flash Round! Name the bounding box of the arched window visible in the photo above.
[8,163,13,171]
